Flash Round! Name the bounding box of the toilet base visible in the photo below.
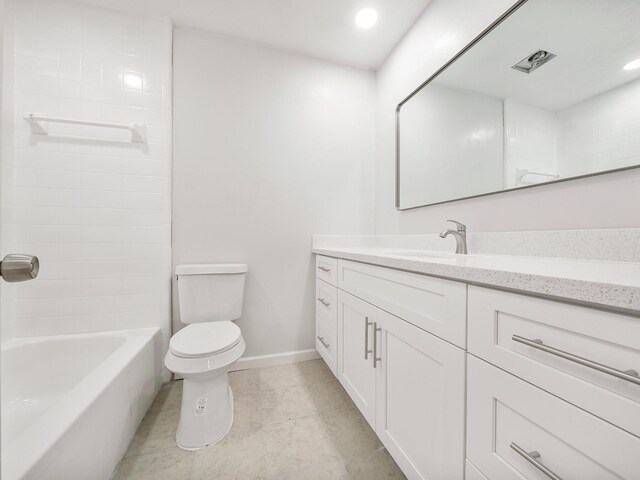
[175,370,234,450]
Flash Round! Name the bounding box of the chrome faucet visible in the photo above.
[439,220,467,254]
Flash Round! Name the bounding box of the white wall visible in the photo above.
[172,29,375,357]
[376,0,640,233]
[399,84,503,207]
[1,0,172,339]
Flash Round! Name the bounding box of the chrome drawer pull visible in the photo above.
[317,297,330,307]
[372,322,382,368]
[318,266,331,272]
[510,442,563,480]
[317,336,330,349]
[512,335,640,386]
[364,317,373,360]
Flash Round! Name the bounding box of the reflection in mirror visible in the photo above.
[397,0,640,209]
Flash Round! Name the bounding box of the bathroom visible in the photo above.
[0,0,639,478]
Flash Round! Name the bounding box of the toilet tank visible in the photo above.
[176,264,248,324]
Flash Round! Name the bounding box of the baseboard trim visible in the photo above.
[230,348,320,371]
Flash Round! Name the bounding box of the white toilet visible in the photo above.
[164,263,248,450]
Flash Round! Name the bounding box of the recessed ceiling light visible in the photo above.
[623,58,640,71]
[355,8,378,29]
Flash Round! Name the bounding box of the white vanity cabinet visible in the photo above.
[314,252,640,480]
[329,260,467,479]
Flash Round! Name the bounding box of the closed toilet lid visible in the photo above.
[170,322,242,358]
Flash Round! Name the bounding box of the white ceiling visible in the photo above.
[64,0,432,70]
[432,0,640,111]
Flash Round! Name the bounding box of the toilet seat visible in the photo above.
[165,335,246,377]
[170,322,242,358]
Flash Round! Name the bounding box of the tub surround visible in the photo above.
[2,0,173,341]
[312,230,640,313]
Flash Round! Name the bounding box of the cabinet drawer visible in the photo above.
[316,307,336,374]
[316,279,337,319]
[467,356,640,480]
[468,286,640,436]
[316,255,338,286]
[337,259,467,347]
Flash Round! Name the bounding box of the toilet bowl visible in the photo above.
[164,263,248,450]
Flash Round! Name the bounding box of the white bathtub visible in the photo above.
[1,328,165,480]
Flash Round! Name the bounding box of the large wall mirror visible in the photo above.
[396,0,640,209]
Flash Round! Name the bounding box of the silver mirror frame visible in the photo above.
[395,0,640,211]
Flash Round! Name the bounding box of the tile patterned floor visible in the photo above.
[114,359,406,480]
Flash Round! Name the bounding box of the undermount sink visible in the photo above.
[375,249,455,258]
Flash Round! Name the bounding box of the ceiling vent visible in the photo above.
[511,50,556,74]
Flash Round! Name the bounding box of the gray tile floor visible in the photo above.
[114,359,406,480]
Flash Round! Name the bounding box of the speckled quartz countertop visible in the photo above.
[312,246,640,314]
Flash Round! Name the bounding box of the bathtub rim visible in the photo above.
[1,327,162,480]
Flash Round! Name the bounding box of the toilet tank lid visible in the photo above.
[176,263,248,275]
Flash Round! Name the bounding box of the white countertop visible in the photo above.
[312,246,640,313]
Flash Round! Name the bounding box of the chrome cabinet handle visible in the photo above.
[318,266,331,272]
[364,317,373,360]
[317,297,330,307]
[510,442,564,480]
[372,322,382,368]
[512,335,640,386]
[317,336,330,349]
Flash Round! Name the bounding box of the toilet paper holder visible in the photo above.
[0,254,39,282]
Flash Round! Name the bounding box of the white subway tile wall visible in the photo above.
[558,78,640,177]
[1,0,17,341]
[504,78,640,190]
[504,99,559,188]
[2,0,172,339]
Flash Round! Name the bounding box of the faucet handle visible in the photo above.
[446,219,466,232]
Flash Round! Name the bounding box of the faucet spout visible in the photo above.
[439,220,468,254]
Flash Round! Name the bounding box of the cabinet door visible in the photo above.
[375,309,466,480]
[337,290,377,428]
[466,461,489,480]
